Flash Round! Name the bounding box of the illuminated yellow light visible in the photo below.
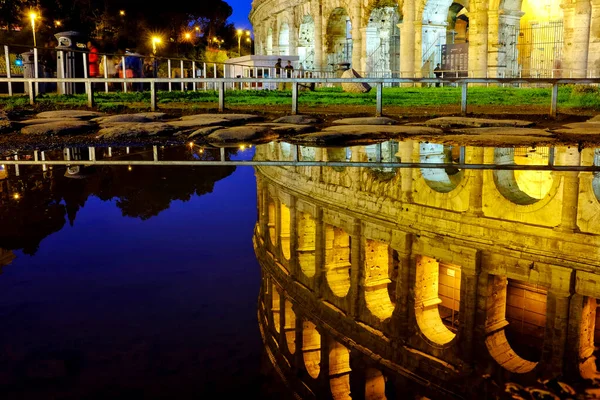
[240,145,246,150]
[29,12,37,20]
[188,142,194,148]
[199,149,204,154]
[119,10,125,16]
[237,29,242,35]
[128,165,132,171]
[55,20,61,26]
[195,26,200,31]
[152,36,161,44]
[184,32,191,40]
[13,193,20,200]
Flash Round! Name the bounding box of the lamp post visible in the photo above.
[237,29,242,55]
[29,12,37,47]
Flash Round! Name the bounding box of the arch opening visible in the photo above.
[268,200,277,246]
[326,8,353,68]
[365,367,387,400]
[280,203,291,260]
[364,240,396,321]
[414,256,459,345]
[484,275,544,373]
[419,143,464,193]
[299,15,316,70]
[578,297,600,379]
[365,6,400,79]
[266,27,273,55]
[329,340,352,400]
[279,22,290,56]
[493,147,553,205]
[325,225,352,298]
[303,320,321,379]
[298,212,316,278]
[284,299,296,354]
[272,286,281,333]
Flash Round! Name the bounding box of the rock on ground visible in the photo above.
[36,110,105,120]
[21,121,96,136]
[332,117,400,125]
[271,115,321,125]
[247,123,316,135]
[92,114,157,124]
[341,69,372,94]
[180,113,263,123]
[96,122,178,139]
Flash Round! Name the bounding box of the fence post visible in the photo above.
[550,82,558,118]
[376,82,383,117]
[86,81,94,108]
[192,61,196,91]
[218,80,225,112]
[28,81,35,105]
[33,47,39,95]
[291,81,298,115]
[4,45,12,96]
[103,55,109,93]
[150,81,157,111]
[121,56,127,93]
[168,59,172,92]
[461,82,468,115]
[180,59,185,92]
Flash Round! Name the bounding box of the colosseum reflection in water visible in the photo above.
[250,0,598,78]
[253,141,600,399]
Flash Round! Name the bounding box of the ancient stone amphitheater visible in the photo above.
[249,0,599,78]
[253,141,600,399]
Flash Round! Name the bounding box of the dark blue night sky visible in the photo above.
[227,0,253,29]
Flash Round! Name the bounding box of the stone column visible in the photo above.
[289,196,299,279]
[588,0,600,75]
[540,265,573,376]
[349,147,362,191]
[486,9,500,78]
[314,207,325,297]
[289,9,299,56]
[358,27,369,74]
[497,11,525,78]
[258,175,269,237]
[467,147,484,216]
[413,21,424,77]
[390,232,412,338]
[398,140,415,202]
[314,3,324,72]
[468,4,489,77]
[555,147,582,232]
[351,3,363,73]
[562,0,591,77]
[458,250,481,364]
[350,219,362,317]
[400,1,416,78]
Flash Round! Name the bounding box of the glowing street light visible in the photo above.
[237,29,243,55]
[184,32,191,40]
[29,12,37,47]
[119,10,125,16]
[152,36,161,55]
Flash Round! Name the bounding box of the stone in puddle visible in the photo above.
[16,117,82,126]
[206,126,278,146]
[271,115,321,125]
[92,114,156,124]
[180,113,263,123]
[96,122,177,138]
[331,117,400,125]
[21,120,95,136]
[188,126,225,138]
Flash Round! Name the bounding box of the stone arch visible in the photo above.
[297,212,316,278]
[329,339,352,400]
[493,147,554,205]
[420,0,455,71]
[268,200,277,247]
[447,2,469,44]
[414,256,459,345]
[279,21,290,55]
[267,27,274,55]
[365,6,401,77]
[299,15,316,70]
[325,225,352,298]
[364,240,396,321]
[303,320,321,379]
[484,275,546,373]
[365,367,387,400]
[272,284,281,333]
[284,299,296,354]
[593,149,600,202]
[280,202,291,260]
[419,143,464,193]
[326,7,353,68]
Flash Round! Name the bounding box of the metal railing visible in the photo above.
[2,75,599,118]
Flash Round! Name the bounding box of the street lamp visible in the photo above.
[152,36,161,55]
[29,12,37,47]
[237,29,243,55]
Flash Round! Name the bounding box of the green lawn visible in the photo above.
[1,84,598,112]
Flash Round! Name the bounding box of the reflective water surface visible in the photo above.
[1,141,600,399]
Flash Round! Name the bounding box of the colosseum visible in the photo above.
[253,141,600,398]
[249,0,600,79]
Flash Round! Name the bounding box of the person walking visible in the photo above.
[434,63,442,87]
[87,40,99,78]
